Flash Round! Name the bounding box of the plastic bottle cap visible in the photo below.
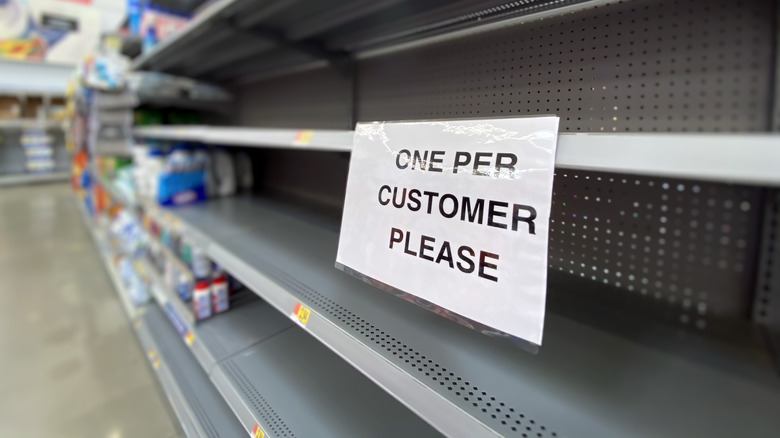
[195,279,210,289]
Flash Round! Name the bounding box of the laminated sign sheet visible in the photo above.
[336,117,560,348]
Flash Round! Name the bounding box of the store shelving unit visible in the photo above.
[85,0,780,436]
[0,59,71,96]
[87,174,441,437]
[75,195,248,438]
[135,126,353,152]
[0,171,69,187]
[135,127,780,186]
[142,256,440,437]
[93,171,137,207]
[136,195,780,438]
[134,304,248,438]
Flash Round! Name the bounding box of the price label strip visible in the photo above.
[291,302,311,327]
[251,423,265,438]
[293,129,314,145]
[184,331,195,346]
[147,349,161,369]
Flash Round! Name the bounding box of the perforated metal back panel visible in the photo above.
[358,0,774,132]
[549,170,763,334]
[233,0,778,337]
[235,68,351,129]
[755,190,780,363]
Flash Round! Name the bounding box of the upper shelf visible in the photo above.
[153,195,780,438]
[0,119,62,129]
[0,59,71,95]
[134,126,780,186]
[135,125,353,152]
[130,0,603,82]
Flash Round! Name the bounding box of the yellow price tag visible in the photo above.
[148,349,157,360]
[252,423,265,438]
[185,331,195,346]
[293,302,310,325]
[153,358,161,369]
[294,130,314,145]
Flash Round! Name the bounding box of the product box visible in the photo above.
[0,96,21,119]
[177,273,192,301]
[193,279,212,320]
[156,169,206,206]
[211,276,229,314]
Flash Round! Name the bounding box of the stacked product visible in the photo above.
[98,155,137,203]
[133,141,251,207]
[109,208,150,305]
[21,126,55,173]
[143,211,241,320]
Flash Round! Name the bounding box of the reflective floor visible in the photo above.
[0,183,181,438]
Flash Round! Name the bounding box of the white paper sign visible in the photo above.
[336,117,559,346]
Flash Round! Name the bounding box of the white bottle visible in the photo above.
[193,280,212,320]
[191,246,212,279]
[212,150,236,197]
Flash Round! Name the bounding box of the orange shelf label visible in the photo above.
[251,423,265,438]
[294,130,314,145]
[292,302,311,325]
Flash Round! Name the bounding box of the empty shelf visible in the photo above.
[155,195,780,438]
[142,244,442,437]
[136,304,248,438]
[132,127,780,186]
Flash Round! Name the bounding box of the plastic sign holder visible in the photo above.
[336,117,560,350]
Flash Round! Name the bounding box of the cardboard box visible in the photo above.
[0,97,21,120]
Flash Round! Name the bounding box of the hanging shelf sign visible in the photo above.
[336,117,560,350]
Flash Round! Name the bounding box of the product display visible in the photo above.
[65,1,780,438]
[21,126,54,173]
[211,274,229,314]
[192,279,211,320]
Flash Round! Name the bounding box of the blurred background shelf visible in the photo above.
[0,171,69,187]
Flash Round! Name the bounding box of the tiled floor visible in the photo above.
[0,183,181,438]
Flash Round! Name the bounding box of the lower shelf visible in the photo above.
[142,253,442,437]
[79,193,441,438]
[136,305,248,438]
[0,171,69,187]
[77,196,246,438]
[162,195,780,438]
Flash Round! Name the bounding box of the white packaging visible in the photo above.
[211,277,229,314]
[212,150,236,197]
[191,246,212,279]
[193,280,212,320]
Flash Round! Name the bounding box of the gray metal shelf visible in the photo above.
[136,304,248,438]
[131,127,780,186]
[93,172,138,207]
[76,195,250,438]
[134,126,353,153]
[130,0,602,82]
[94,91,232,113]
[0,171,69,187]
[157,195,780,438]
[0,119,62,129]
[75,196,144,320]
[141,248,442,437]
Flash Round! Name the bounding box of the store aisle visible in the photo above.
[0,184,181,438]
